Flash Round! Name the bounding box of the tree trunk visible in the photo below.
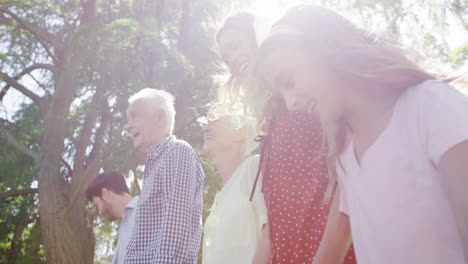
[36,1,98,262]
[37,67,95,264]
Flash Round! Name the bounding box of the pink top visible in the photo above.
[338,80,468,264]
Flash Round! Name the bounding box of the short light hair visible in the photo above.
[207,101,258,156]
[128,88,176,134]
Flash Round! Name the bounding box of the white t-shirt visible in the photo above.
[338,80,468,264]
[202,155,267,264]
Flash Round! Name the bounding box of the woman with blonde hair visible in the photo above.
[201,101,267,264]
[216,11,355,264]
[255,4,468,264]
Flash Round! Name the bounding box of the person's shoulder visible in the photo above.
[240,154,260,188]
[404,79,464,102]
[236,154,259,175]
[243,154,260,170]
[169,138,203,168]
[125,196,139,214]
[171,138,197,154]
[396,79,468,116]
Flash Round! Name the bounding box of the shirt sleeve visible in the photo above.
[153,146,203,263]
[336,162,350,216]
[248,155,268,229]
[338,186,349,215]
[418,81,468,166]
[125,163,160,263]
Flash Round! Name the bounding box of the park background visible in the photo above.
[0,0,467,263]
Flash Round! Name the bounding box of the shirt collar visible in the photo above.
[123,196,139,219]
[146,135,175,161]
[126,196,139,209]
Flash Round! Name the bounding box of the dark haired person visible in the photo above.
[85,171,138,264]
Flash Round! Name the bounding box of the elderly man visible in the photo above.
[124,88,205,264]
[85,171,139,264]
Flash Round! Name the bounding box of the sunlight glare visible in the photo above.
[247,0,319,42]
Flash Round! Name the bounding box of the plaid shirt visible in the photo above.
[125,136,205,264]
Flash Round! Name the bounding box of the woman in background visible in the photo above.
[202,102,267,264]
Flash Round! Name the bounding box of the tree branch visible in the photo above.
[155,0,165,24]
[25,71,52,98]
[0,8,60,63]
[64,139,116,218]
[85,105,110,166]
[80,0,96,25]
[0,12,12,25]
[62,158,73,179]
[0,118,37,140]
[0,121,39,161]
[21,63,55,74]
[0,188,38,201]
[0,63,55,101]
[72,87,104,176]
[0,71,48,114]
[0,118,73,178]
[177,0,191,51]
[65,114,126,216]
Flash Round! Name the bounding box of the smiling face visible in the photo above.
[202,116,243,157]
[125,100,162,153]
[217,28,257,77]
[259,43,345,123]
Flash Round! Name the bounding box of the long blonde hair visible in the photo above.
[255,5,436,200]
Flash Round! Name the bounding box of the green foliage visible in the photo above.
[0,0,466,263]
[0,104,43,264]
[453,43,468,67]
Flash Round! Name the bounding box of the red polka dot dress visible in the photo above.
[259,111,355,264]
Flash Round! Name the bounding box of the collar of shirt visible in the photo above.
[123,196,139,220]
[146,136,175,162]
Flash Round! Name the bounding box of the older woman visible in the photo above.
[202,102,267,264]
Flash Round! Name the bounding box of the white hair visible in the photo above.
[207,101,258,157]
[128,88,176,134]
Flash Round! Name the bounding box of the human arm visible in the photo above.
[252,224,271,264]
[313,186,352,264]
[420,82,468,262]
[439,140,468,262]
[250,155,271,264]
[154,146,203,263]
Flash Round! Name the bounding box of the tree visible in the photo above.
[0,104,43,264]
[0,0,231,262]
[1,0,465,263]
